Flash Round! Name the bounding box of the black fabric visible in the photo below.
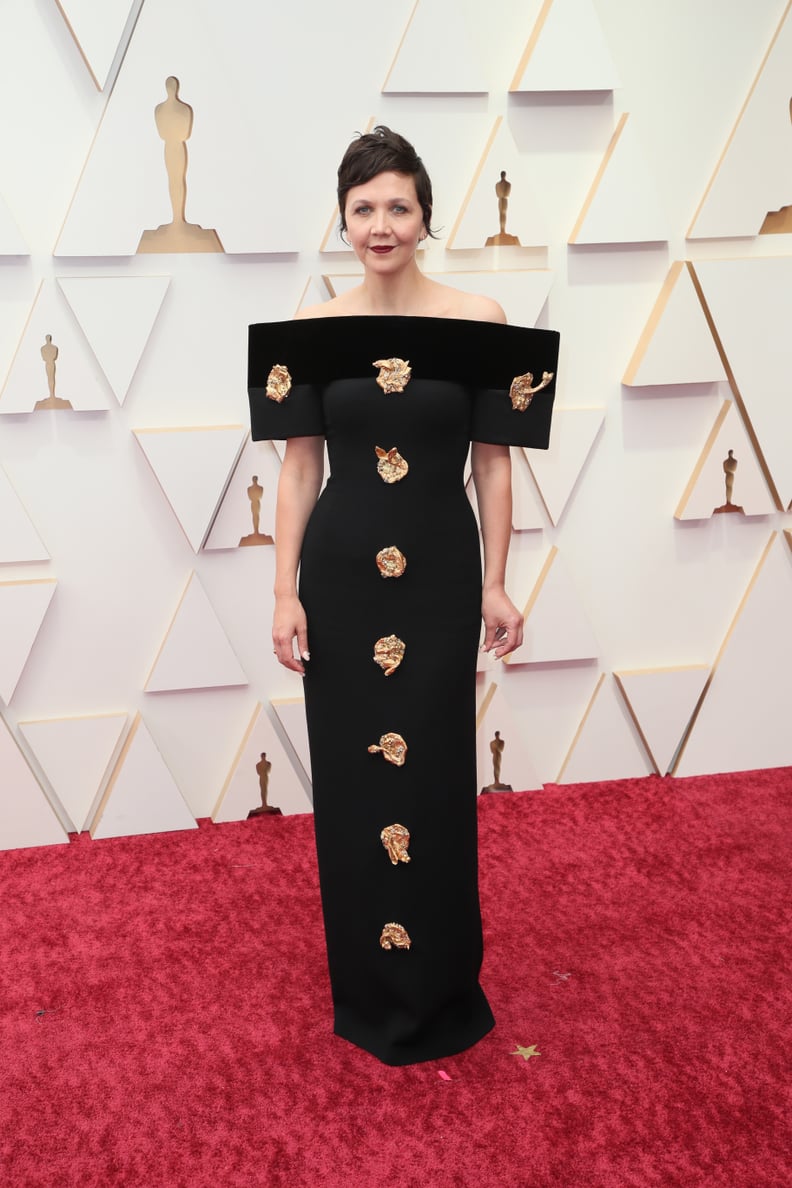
[249,316,559,448]
[248,316,559,1065]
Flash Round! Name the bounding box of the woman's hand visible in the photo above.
[481,586,524,659]
[273,593,310,675]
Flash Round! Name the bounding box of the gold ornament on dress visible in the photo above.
[376,546,407,578]
[509,370,553,412]
[375,445,409,483]
[368,732,408,766]
[373,634,405,676]
[380,922,412,950]
[373,358,411,393]
[380,824,411,865]
[266,364,292,403]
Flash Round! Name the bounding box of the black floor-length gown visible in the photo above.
[249,316,559,1065]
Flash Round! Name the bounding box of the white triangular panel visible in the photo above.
[57,276,170,404]
[622,262,727,387]
[0,580,57,704]
[557,673,653,784]
[383,0,487,94]
[213,703,312,821]
[476,682,542,792]
[271,697,312,783]
[688,4,792,238]
[675,401,776,521]
[692,257,792,509]
[526,408,604,526]
[614,667,710,775]
[511,0,621,93]
[297,276,330,313]
[512,547,599,665]
[511,447,546,531]
[55,0,299,255]
[19,714,127,832]
[570,114,668,245]
[325,270,553,329]
[0,281,114,414]
[134,425,246,551]
[91,713,197,839]
[0,193,28,255]
[676,534,792,776]
[145,572,247,693]
[448,118,548,250]
[0,716,68,851]
[204,437,280,551]
[55,0,140,90]
[0,465,49,562]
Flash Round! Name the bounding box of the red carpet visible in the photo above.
[1,769,789,1187]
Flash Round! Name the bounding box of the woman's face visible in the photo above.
[343,171,425,273]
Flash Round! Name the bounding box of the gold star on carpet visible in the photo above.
[511,1044,541,1061]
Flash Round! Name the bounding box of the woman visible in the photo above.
[249,127,558,1065]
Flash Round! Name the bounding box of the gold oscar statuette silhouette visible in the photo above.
[486,171,521,247]
[137,76,223,254]
[760,97,792,234]
[239,475,274,546]
[481,730,513,793]
[248,752,282,818]
[713,449,744,515]
[34,334,73,410]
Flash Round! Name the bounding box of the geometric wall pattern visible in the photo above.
[687,1,792,238]
[0,1,789,848]
[383,0,487,94]
[0,281,114,413]
[133,425,247,551]
[622,261,727,387]
[0,579,57,704]
[675,533,792,776]
[19,712,128,832]
[569,113,668,246]
[57,276,171,404]
[213,702,312,821]
[476,681,543,792]
[510,0,621,92]
[90,712,197,839]
[55,0,142,91]
[0,714,69,851]
[613,666,710,775]
[675,401,776,521]
[144,571,248,693]
[691,257,792,510]
[0,464,50,562]
[447,117,549,250]
[557,673,654,784]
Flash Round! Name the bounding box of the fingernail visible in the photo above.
[302,651,310,661]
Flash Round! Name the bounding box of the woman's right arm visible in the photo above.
[272,435,325,674]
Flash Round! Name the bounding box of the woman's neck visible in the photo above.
[358,264,434,316]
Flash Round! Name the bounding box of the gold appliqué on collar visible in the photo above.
[373,358,411,393]
[380,922,412,950]
[509,370,553,411]
[375,446,409,483]
[373,635,405,676]
[266,364,292,402]
[368,732,407,766]
[376,546,406,578]
[381,824,411,865]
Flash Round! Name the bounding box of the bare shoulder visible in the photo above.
[294,288,365,320]
[456,291,507,324]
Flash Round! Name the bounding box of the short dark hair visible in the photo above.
[336,125,436,240]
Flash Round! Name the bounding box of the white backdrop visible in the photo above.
[1,0,791,849]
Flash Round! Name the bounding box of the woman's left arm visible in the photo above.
[471,441,524,658]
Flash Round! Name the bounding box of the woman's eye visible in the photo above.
[355,205,371,215]
[392,206,407,214]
